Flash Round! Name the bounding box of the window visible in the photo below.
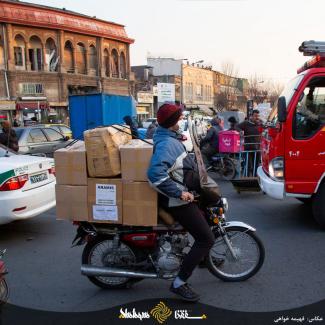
[59,126,71,134]
[64,41,74,73]
[76,43,87,74]
[103,49,109,77]
[111,49,119,78]
[28,36,43,71]
[43,128,64,141]
[28,129,47,143]
[20,83,43,95]
[294,77,325,139]
[89,45,97,72]
[13,34,26,69]
[14,47,23,66]
[120,52,127,79]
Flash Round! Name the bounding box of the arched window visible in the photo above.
[103,48,109,77]
[13,34,26,69]
[45,38,58,72]
[28,35,42,71]
[88,45,97,74]
[76,42,87,74]
[110,49,119,78]
[120,52,127,79]
[64,41,74,73]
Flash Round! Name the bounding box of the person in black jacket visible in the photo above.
[0,121,19,152]
[123,115,139,139]
[237,109,261,176]
[200,116,224,166]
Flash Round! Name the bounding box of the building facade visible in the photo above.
[0,0,134,125]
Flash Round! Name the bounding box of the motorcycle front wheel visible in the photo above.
[207,226,265,282]
[82,236,143,289]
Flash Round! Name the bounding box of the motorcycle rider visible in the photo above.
[200,115,224,167]
[147,103,215,302]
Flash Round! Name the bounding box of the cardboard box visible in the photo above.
[123,182,158,226]
[84,126,132,177]
[88,178,123,224]
[54,141,87,185]
[120,140,153,182]
[56,185,88,221]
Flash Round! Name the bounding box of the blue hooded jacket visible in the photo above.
[147,126,197,207]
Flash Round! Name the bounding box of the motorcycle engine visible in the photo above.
[156,234,189,272]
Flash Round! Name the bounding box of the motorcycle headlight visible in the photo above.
[221,198,229,212]
[269,157,284,181]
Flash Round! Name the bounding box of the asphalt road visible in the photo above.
[1,179,325,313]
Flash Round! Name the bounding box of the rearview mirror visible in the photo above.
[277,96,287,123]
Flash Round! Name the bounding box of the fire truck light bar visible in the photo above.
[297,55,325,74]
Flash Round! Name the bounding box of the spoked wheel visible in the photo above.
[0,279,9,305]
[207,226,265,282]
[220,158,236,180]
[82,236,143,289]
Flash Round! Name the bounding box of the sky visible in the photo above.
[23,0,325,85]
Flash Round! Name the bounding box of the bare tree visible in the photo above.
[216,61,239,110]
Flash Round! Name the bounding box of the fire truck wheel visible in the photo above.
[312,183,325,229]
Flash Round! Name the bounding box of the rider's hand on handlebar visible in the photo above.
[180,191,195,202]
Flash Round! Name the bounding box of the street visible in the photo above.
[1,180,325,313]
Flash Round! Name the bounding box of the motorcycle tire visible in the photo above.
[82,236,144,289]
[220,158,236,180]
[0,279,9,305]
[207,226,265,282]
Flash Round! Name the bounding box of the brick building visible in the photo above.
[0,0,134,125]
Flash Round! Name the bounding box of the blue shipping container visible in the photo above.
[69,93,137,139]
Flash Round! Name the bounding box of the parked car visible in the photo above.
[0,144,56,225]
[14,126,73,157]
[142,118,157,129]
[39,124,73,139]
[179,120,193,152]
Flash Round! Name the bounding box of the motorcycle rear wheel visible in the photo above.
[207,226,265,282]
[82,236,143,289]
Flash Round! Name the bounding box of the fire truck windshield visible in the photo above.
[267,74,305,125]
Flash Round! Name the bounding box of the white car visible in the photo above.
[179,120,193,152]
[0,145,56,225]
[142,118,157,129]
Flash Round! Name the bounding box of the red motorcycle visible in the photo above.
[72,197,265,289]
[0,249,9,305]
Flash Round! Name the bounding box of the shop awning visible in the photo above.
[16,102,48,110]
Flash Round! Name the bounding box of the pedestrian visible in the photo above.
[199,115,224,167]
[145,120,158,139]
[0,121,19,152]
[228,116,242,132]
[147,103,215,302]
[13,113,20,127]
[123,115,139,139]
[237,109,261,176]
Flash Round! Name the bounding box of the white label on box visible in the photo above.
[92,205,118,221]
[96,184,116,205]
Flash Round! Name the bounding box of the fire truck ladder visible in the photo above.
[299,41,325,56]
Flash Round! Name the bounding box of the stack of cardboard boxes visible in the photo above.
[55,126,157,226]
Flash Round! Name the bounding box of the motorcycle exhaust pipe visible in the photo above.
[81,264,159,279]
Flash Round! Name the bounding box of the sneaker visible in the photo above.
[170,283,200,302]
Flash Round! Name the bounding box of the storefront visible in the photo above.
[16,98,48,125]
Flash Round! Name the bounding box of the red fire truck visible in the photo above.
[258,41,325,227]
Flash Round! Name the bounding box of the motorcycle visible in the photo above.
[72,197,265,289]
[0,249,9,305]
[207,153,237,180]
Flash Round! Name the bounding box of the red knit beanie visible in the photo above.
[157,104,183,128]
